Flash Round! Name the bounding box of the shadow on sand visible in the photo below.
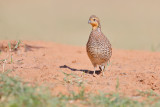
[59,65,101,75]
[24,44,45,52]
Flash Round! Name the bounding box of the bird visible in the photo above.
[86,15,112,76]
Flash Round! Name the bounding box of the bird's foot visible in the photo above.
[93,73,97,77]
[101,71,105,77]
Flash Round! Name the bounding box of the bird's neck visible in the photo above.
[92,27,101,32]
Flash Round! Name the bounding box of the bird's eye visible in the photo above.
[93,19,96,21]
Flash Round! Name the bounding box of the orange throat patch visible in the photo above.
[91,23,98,30]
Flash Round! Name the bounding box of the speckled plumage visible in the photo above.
[86,15,112,76]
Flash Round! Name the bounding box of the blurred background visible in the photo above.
[0,0,160,51]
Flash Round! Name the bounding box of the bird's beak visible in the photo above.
[88,20,91,24]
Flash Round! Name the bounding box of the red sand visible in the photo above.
[0,41,160,97]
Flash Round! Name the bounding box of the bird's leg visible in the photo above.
[99,65,102,71]
[101,66,105,76]
[93,66,96,77]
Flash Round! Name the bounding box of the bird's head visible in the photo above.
[88,15,101,30]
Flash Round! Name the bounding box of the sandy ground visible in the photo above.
[0,41,160,97]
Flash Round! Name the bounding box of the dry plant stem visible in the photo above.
[2,59,6,72]
[2,49,12,72]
